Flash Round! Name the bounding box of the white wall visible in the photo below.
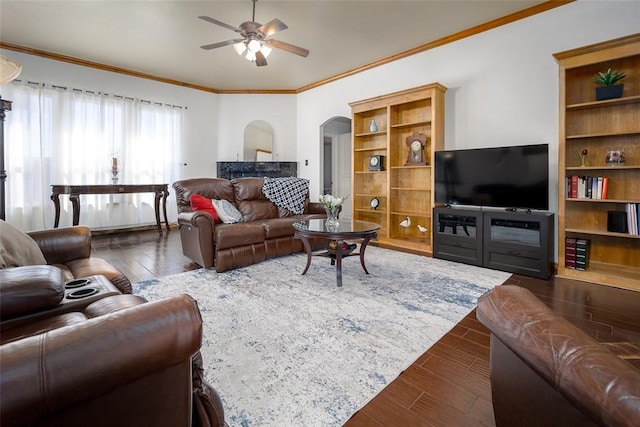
[297,0,640,213]
[217,94,297,162]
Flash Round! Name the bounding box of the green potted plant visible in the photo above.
[593,68,626,101]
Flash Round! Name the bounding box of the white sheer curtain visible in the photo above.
[2,81,182,231]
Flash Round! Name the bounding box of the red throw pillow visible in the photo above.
[190,194,221,223]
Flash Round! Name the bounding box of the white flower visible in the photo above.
[319,194,347,210]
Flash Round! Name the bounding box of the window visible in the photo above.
[4,82,182,231]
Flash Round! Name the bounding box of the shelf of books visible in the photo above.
[555,34,640,291]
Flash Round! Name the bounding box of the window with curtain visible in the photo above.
[3,81,183,231]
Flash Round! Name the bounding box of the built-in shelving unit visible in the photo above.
[554,33,640,291]
[350,83,446,255]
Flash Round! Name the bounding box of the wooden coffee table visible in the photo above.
[293,219,380,287]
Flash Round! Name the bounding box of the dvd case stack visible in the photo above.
[565,237,576,269]
[575,239,590,271]
[565,237,590,271]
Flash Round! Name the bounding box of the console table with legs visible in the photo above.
[51,184,170,234]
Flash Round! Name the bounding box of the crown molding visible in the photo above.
[297,0,574,93]
[0,0,573,95]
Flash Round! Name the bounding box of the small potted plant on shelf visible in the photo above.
[593,68,626,101]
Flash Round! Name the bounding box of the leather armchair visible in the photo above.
[1,293,225,427]
[28,225,132,294]
[477,285,640,427]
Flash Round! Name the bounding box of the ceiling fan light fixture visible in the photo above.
[233,41,246,56]
[198,1,309,67]
[247,39,261,53]
[260,44,272,58]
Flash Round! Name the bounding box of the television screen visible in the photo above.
[434,144,549,210]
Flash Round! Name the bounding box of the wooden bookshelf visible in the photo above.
[554,33,640,291]
[349,83,446,255]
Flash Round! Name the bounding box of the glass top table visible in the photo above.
[293,219,380,287]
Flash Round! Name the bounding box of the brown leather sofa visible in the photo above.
[1,292,225,427]
[477,285,640,427]
[173,177,327,272]
[0,221,131,294]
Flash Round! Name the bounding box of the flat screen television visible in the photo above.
[434,143,549,211]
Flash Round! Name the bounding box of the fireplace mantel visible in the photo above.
[216,162,297,180]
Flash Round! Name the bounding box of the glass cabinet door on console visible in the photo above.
[433,207,483,266]
[483,210,554,280]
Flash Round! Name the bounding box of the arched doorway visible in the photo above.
[319,116,351,219]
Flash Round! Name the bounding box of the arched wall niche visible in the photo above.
[244,120,273,161]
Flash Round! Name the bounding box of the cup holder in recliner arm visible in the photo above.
[66,287,99,299]
[65,278,91,289]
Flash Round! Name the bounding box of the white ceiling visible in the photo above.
[0,0,549,92]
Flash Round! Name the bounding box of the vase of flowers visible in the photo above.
[319,194,347,230]
[578,149,588,167]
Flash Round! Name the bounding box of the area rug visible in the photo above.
[133,246,511,426]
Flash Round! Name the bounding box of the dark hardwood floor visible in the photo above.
[92,229,640,427]
[92,228,201,283]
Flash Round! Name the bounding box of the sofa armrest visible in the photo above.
[177,212,216,268]
[0,265,64,320]
[477,285,640,427]
[178,211,215,229]
[1,294,203,426]
[28,226,92,265]
[306,201,326,215]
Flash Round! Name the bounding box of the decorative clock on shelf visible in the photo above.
[368,155,384,171]
[370,197,380,210]
[405,132,427,166]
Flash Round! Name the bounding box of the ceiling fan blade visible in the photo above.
[255,51,268,67]
[200,39,242,50]
[266,39,310,58]
[257,18,287,37]
[198,16,241,33]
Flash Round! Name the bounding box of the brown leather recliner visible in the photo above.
[28,225,132,294]
[477,285,640,427]
[0,293,225,427]
[1,221,224,426]
[173,177,326,272]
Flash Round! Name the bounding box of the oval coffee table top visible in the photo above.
[293,219,380,236]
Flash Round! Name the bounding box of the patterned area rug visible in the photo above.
[133,246,511,426]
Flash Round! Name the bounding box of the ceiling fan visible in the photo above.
[198,0,310,67]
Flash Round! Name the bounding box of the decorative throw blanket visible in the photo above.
[262,177,309,215]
